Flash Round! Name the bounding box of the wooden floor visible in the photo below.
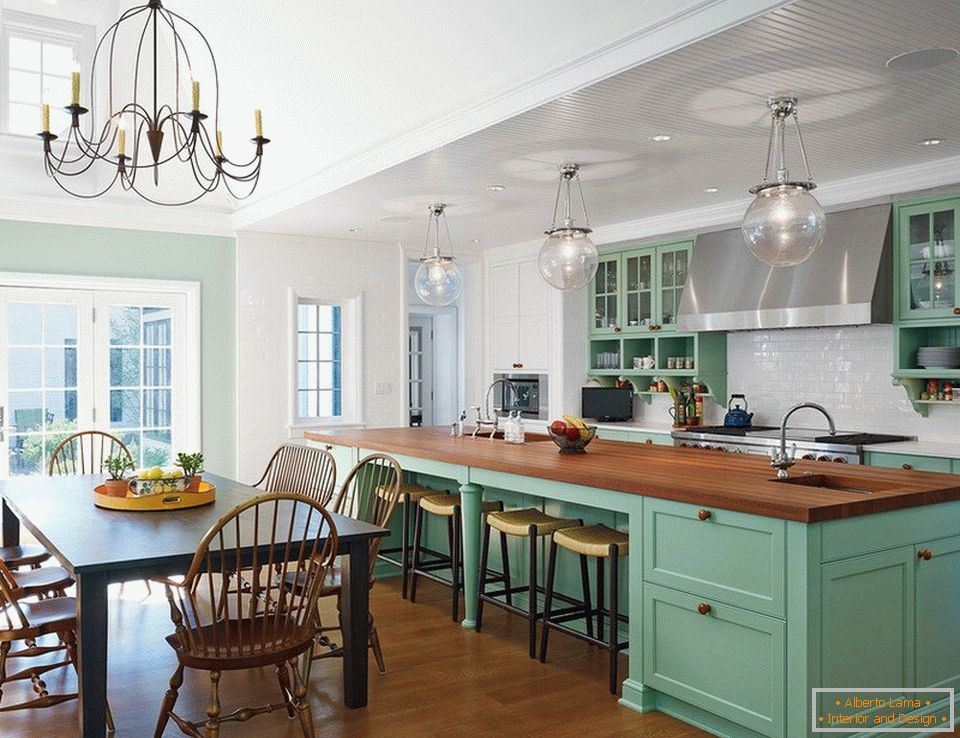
[2,576,710,738]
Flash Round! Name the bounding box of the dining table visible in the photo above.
[0,472,389,738]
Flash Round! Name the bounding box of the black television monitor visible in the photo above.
[581,387,633,422]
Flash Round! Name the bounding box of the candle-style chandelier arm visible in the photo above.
[37,0,269,206]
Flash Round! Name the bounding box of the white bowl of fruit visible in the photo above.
[547,416,597,454]
[128,466,187,497]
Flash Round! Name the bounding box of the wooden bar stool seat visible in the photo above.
[0,544,51,569]
[376,483,448,600]
[477,508,582,658]
[409,494,503,622]
[539,523,629,695]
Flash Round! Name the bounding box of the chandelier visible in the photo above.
[741,97,825,267]
[38,0,268,206]
[414,204,464,307]
[539,163,598,290]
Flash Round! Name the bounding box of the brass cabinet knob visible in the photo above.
[697,602,712,615]
[512,362,524,368]
[614,326,622,333]
[954,307,960,316]
[644,439,653,445]
[323,444,332,451]
[697,509,711,521]
[902,463,913,470]
[918,548,933,560]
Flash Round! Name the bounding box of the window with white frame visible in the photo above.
[1,11,93,136]
[296,301,343,420]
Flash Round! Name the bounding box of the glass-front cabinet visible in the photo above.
[590,254,621,334]
[897,197,960,321]
[656,241,691,331]
[623,249,654,330]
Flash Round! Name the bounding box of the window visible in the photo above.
[296,301,343,420]
[1,11,93,136]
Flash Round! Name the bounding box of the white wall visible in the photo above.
[235,232,406,482]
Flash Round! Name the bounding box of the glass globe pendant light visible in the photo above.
[742,97,825,267]
[539,163,599,290]
[414,203,464,306]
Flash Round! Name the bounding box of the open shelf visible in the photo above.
[893,323,960,414]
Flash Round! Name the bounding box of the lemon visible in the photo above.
[169,468,184,479]
[148,466,164,480]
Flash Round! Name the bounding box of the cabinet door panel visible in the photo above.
[518,314,549,371]
[490,263,520,318]
[864,452,952,473]
[915,535,960,690]
[897,199,960,321]
[655,241,692,332]
[621,249,654,331]
[491,317,520,371]
[589,255,621,334]
[518,261,549,317]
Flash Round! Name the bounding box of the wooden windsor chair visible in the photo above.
[152,492,339,738]
[47,430,133,476]
[0,562,115,730]
[252,443,337,505]
[294,453,402,673]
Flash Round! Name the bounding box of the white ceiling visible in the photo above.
[242,0,960,252]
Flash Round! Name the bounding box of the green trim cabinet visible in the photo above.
[895,196,960,322]
[590,253,622,334]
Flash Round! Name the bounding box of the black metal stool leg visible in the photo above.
[451,504,462,623]
[579,554,593,638]
[596,555,604,642]
[476,517,492,632]
[400,493,411,599]
[409,503,425,603]
[609,544,620,695]
[499,532,512,606]
[527,524,538,658]
[538,537,559,663]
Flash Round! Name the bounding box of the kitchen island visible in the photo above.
[306,427,960,738]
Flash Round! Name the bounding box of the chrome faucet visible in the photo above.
[771,402,836,479]
[472,378,518,438]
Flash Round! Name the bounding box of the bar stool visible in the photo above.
[409,494,504,622]
[376,482,447,599]
[477,508,582,658]
[538,523,629,694]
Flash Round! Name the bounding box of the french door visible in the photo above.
[0,286,189,477]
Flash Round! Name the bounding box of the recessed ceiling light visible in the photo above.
[885,48,959,72]
[704,186,719,193]
[650,134,672,142]
[348,227,361,233]
[377,215,410,223]
[472,239,481,244]
[919,138,944,146]
[486,184,507,192]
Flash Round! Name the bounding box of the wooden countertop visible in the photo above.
[305,426,960,523]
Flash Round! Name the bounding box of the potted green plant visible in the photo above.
[176,452,205,492]
[103,455,133,497]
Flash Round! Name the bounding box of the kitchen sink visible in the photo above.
[772,473,896,494]
[481,431,553,443]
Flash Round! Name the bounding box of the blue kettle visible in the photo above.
[724,394,754,427]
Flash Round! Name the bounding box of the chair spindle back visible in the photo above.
[253,443,337,506]
[48,431,133,476]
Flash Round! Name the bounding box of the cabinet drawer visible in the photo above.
[643,498,785,616]
[643,583,785,737]
[864,452,952,473]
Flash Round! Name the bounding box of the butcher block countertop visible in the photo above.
[305,426,960,523]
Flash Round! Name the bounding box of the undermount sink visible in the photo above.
[772,473,896,494]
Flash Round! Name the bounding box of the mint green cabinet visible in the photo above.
[643,582,785,737]
[621,248,654,330]
[644,498,785,616]
[655,241,692,332]
[590,254,621,334]
[895,196,960,321]
[863,451,953,473]
[915,535,960,691]
[595,429,670,444]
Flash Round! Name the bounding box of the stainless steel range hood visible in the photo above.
[677,204,893,332]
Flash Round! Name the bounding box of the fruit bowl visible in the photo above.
[546,425,597,454]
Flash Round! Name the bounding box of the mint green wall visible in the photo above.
[0,219,236,475]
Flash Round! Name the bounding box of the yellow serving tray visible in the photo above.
[94,481,216,511]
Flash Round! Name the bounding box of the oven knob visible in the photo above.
[801,454,816,460]
[716,447,727,452]
[679,443,690,448]
[817,455,831,462]
[833,457,848,463]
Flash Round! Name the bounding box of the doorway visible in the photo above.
[408,317,433,426]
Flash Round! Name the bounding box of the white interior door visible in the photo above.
[0,287,94,478]
[408,316,433,425]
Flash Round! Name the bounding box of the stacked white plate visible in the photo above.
[917,346,960,369]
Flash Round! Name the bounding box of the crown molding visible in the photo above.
[232,0,792,231]
[0,193,234,238]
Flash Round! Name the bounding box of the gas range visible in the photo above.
[671,425,916,464]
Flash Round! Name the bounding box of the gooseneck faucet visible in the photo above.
[771,402,836,479]
[472,378,518,438]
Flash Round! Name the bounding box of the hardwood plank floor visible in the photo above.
[1,577,706,738]
[4,577,957,737]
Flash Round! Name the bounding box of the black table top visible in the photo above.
[1,473,387,574]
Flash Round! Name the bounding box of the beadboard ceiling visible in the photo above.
[243,0,960,253]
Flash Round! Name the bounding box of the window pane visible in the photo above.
[316,361,335,390]
[45,390,77,429]
[118,431,141,468]
[9,347,41,389]
[317,390,333,417]
[9,37,41,70]
[144,347,171,386]
[42,74,71,106]
[317,305,337,332]
[298,332,318,361]
[144,388,171,427]
[143,308,172,345]
[8,102,40,136]
[45,433,70,465]
[110,389,140,427]
[298,390,317,418]
[9,434,40,476]
[9,303,42,344]
[8,70,39,103]
[10,391,42,432]
[42,43,75,74]
[297,361,317,390]
[298,304,316,332]
[110,348,141,386]
[143,429,171,467]
[318,332,337,361]
[110,306,141,344]
[44,304,77,344]
[45,346,77,387]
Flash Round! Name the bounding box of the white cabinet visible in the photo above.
[486,259,551,372]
